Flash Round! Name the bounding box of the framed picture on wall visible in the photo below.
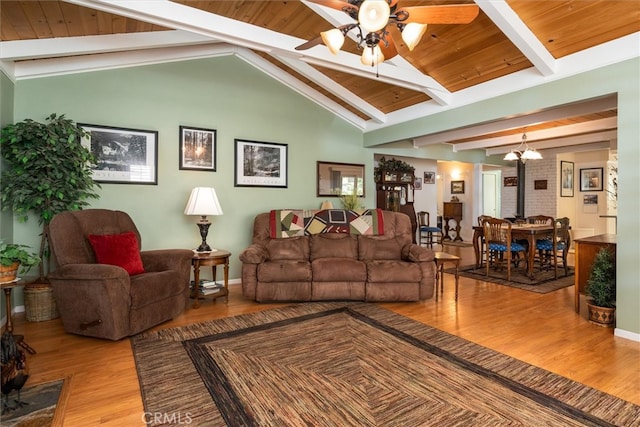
[451,180,465,194]
[504,176,518,187]
[424,171,436,184]
[560,160,574,197]
[79,123,158,185]
[234,139,288,188]
[179,126,216,171]
[580,167,603,192]
[414,177,422,190]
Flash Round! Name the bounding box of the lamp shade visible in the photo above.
[321,28,345,55]
[358,0,390,33]
[401,23,427,51]
[361,45,385,66]
[184,187,223,216]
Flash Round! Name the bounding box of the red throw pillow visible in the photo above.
[88,231,145,275]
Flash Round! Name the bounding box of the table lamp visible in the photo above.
[184,187,223,252]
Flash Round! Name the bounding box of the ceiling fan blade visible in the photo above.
[379,33,399,59]
[295,36,325,51]
[397,4,480,24]
[304,0,359,16]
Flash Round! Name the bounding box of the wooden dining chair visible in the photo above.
[417,211,441,248]
[526,215,556,276]
[537,217,571,277]
[483,218,528,282]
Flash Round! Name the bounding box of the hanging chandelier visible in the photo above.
[503,129,543,163]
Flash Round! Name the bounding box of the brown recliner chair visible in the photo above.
[48,209,193,340]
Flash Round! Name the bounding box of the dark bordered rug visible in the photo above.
[448,265,575,293]
[132,303,639,426]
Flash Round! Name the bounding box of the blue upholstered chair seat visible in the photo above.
[488,242,526,252]
[536,239,566,251]
[420,226,441,233]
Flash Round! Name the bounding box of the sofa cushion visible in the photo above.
[358,236,403,261]
[312,258,366,281]
[310,234,358,260]
[88,231,145,275]
[257,260,312,282]
[266,237,309,261]
[366,260,422,282]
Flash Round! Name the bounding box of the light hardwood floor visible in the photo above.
[6,246,640,426]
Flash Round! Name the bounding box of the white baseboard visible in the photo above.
[614,328,640,342]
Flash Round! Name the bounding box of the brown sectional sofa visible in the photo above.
[239,210,436,302]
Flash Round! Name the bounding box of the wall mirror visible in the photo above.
[317,161,365,197]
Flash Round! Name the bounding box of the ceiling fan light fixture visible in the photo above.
[401,23,427,51]
[321,28,345,54]
[358,0,391,33]
[361,45,385,66]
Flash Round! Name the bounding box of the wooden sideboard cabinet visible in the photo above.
[443,202,463,241]
[574,234,616,313]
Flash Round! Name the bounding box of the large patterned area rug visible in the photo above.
[450,265,575,293]
[132,303,639,426]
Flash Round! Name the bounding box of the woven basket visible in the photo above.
[24,282,59,322]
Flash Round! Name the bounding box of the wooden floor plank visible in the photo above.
[6,246,639,425]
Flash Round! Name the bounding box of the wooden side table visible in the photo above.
[191,250,231,309]
[1,278,36,354]
[433,252,461,301]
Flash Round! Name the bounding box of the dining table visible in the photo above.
[472,223,557,280]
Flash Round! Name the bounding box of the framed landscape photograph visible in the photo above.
[451,180,465,194]
[580,167,603,192]
[560,160,574,197]
[179,126,216,171]
[80,123,158,184]
[234,139,288,188]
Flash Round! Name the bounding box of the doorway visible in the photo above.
[482,170,501,219]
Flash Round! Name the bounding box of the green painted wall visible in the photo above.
[1,71,16,320]
[5,55,639,337]
[10,56,369,283]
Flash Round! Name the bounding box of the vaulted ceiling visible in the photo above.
[1,0,638,156]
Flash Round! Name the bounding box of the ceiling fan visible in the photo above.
[295,0,480,67]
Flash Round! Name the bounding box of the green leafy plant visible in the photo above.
[374,156,415,182]
[586,247,616,308]
[0,240,41,274]
[340,191,362,210]
[1,113,100,279]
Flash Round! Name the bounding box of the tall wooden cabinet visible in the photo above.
[375,169,417,242]
[443,202,463,241]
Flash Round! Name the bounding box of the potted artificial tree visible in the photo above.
[0,241,40,283]
[585,247,616,327]
[1,114,100,319]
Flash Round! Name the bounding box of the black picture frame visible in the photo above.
[179,126,216,171]
[424,171,436,184]
[316,161,365,197]
[79,123,158,185]
[504,176,518,187]
[451,180,465,194]
[234,139,288,188]
[580,167,603,192]
[560,161,574,197]
[534,179,548,190]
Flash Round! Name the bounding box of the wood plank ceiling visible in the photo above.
[1,0,638,155]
